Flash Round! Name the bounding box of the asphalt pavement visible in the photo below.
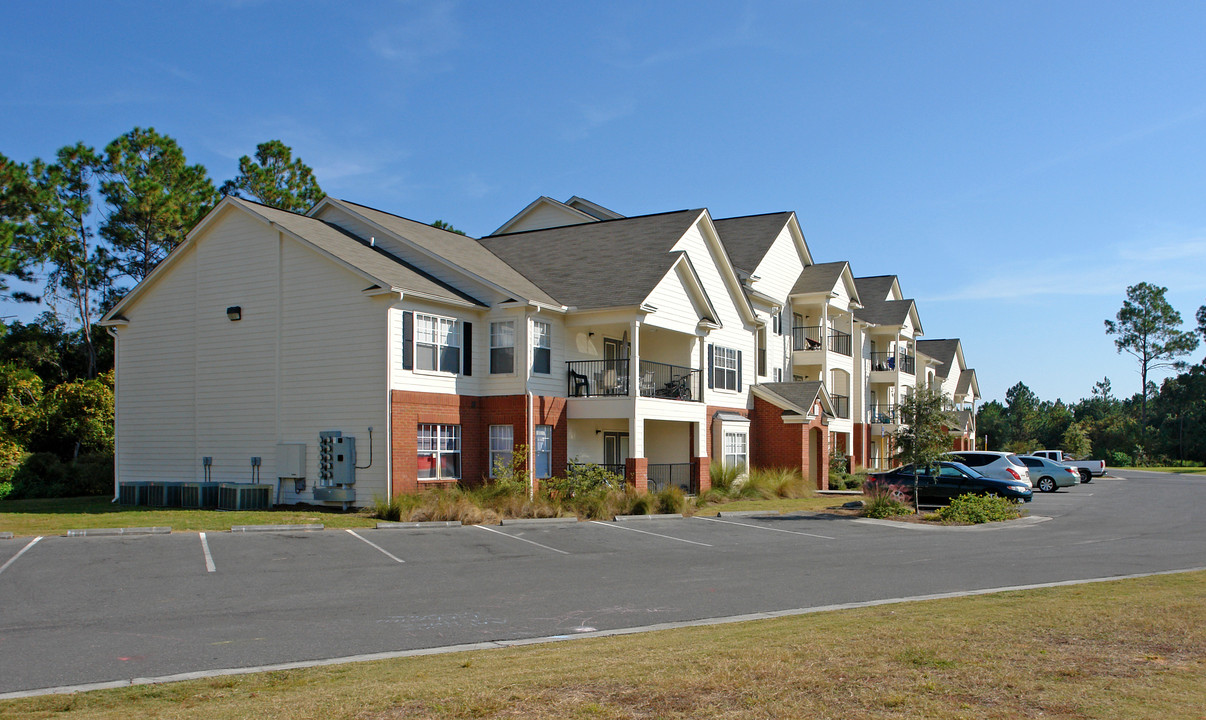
[0,468,1203,697]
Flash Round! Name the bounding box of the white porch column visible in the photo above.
[629,318,641,398]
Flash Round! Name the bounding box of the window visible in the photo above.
[713,345,738,391]
[532,320,551,374]
[772,311,781,335]
[534,425,552,478]
[723,432,747,471]
[416,314,460,373]
[490,321,515,374]
[488,425,513,476]
[417,424,460,480]
[757,328,767,377]
[774,367,783,382]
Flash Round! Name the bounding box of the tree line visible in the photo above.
[977,282,1206,466]
[0,131,327,498]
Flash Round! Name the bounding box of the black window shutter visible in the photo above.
[402,311,414,370]
[707,344,714,389]
[462,322,472,376]
[737,350,743,391]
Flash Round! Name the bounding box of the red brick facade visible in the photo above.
[749,396,830,490]
[389,391,567,496]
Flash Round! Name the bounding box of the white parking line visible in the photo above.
[346,529,406,563]
[590,521,713,547]
[199,532,216,573]
[0,536,42,577]
[475,525,570,555]
[694,515,834,540]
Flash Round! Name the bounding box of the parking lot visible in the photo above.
[2,468,1204,697]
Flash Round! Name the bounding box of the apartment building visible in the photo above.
[101,194,975,506]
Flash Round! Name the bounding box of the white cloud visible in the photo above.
[369,0,461,70]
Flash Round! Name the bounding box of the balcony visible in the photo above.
[870,352,915,375]
[868,404,899,424]
[830,394,850,419]
[566,359,701,402]
[647,463,696,494]
[792,326,852,357]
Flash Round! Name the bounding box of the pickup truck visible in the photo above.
[1032,450,1106,483]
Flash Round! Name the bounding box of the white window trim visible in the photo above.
[414,312,461,376]
[489,424,514,477]
[723,431,748,471]
[531,319,552,375]
[418,424,461,481]
[713,345,739,392]
[489,320,516,376]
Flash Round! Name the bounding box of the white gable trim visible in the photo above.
[694,211,762,328]
[492,196,598,235]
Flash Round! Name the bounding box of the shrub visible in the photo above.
[1111,451,1132,468]
[652,485,686,514]
[745,467,809,498]
[829,454,849,476]
[4,452,111,499]
[709,462,741,492]
[863,481,911,519]
[934,493,1023,524]
[0,481,11,501]
[545,462,625,499]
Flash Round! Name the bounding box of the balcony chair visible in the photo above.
[569,370,590,397]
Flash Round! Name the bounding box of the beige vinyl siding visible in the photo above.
[114,208,390,505]
[643,264,707,335]
[670,221,753,406]
[750,227,806,303]
[113,246,199,485]
[504,203,594,233]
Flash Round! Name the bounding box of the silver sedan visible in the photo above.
[1018,455,1081,492]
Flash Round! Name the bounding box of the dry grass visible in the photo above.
[4,571,1203,719]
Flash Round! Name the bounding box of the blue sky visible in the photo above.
[4,1,1205,405]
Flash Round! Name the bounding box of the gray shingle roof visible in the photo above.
[236,199,485,306]
[337,200,561,306]
[712,213,793,275]
[956,369,977,397]
[853,275,896,304]
[790,261,849,295]
[917,339,961,379]
[754,381,825,415]
[854,298,915,327]
[481,210,705,309]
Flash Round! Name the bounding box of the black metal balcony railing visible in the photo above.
[868,404,899,424]
[647,463,696,494]
[900,353,916,375]
[792,325,823,351]
[830,394,850,419]
[870,351,896,372]
[566,359,701,402]
[829,329,852,356]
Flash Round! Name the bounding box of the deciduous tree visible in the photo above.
[891,385,953,512]
[220,140,323,213]
[1104,282,1199,435]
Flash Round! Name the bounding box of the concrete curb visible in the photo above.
[613,513,684,522]
[229,524,324,533]
[817,490,862,496]
[853,515,1052,532]
[499,517,579,526]
[375,521,462,529]
[715,511,778,518]
[0,532,13,540]
[66,527,171,537]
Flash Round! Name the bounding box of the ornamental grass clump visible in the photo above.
[862,481,911,519]
[933,493,1024,524]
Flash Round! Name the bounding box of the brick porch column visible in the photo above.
[626,457,648,494]
[692,456,711,494]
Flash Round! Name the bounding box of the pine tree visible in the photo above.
[220,140,324,213]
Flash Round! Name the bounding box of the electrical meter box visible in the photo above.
[275,443,306,478]
[317,431,356,486]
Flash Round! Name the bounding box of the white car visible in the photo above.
[1017,455,1080,492]
[943,451,1032,487]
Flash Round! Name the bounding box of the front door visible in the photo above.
[603,432,629,477]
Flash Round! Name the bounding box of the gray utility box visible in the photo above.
[313,486,356,502]
[276,443,306,478]
[317,431,356,485]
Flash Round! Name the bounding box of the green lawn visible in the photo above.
[1133,466,1206,475]
[0,496,378,536]
[2,570,1202,719]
